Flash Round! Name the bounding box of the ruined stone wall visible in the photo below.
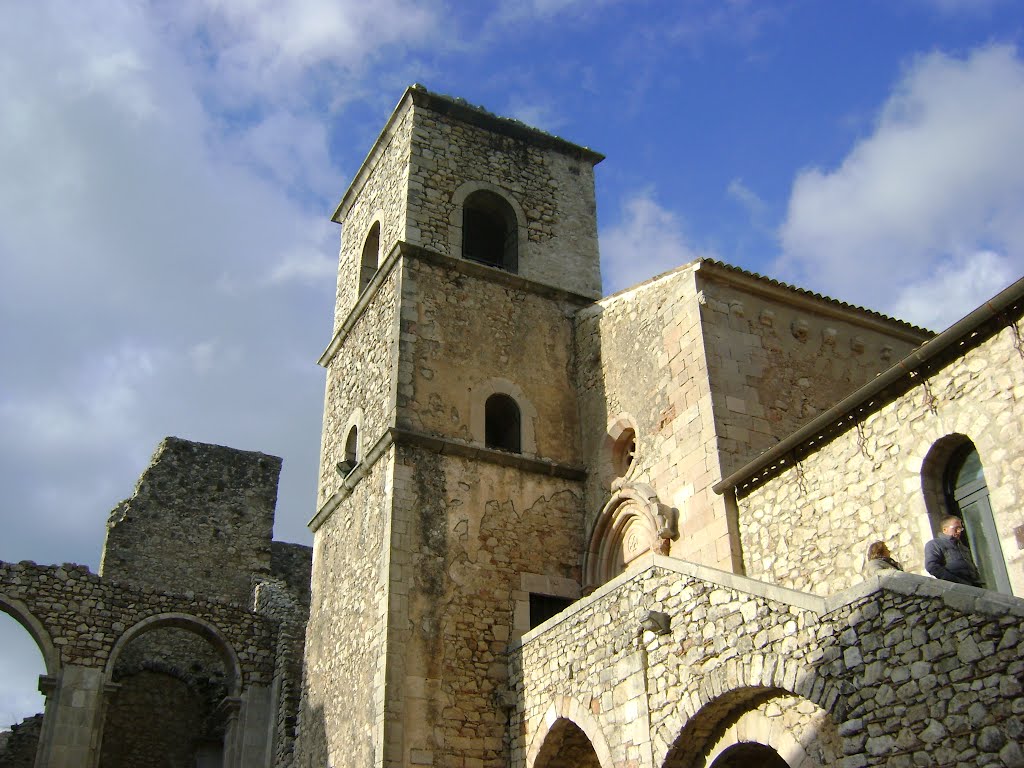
[510,556,1024,768]
[297,453,394,768]
[575,267,731,569]
[100,670,215,768]
[333,104,413,328]
[406,96,602,298]
[0,561,275,684]
[100,438,280,606]
[0,714,42,768]
[397,253,584,464]
[318,265,401,507]
[695,267,929,478]
[736,320,1024,597]
[254,571,310,768]
[384,445,585,768]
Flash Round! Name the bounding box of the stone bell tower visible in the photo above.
[297,86,605,768]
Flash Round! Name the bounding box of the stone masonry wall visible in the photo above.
[297,452,394,768]
[100,437,280,606]
[510,556,1024,768]
[575,266,731,569]
[334,103,413,329]
[737,318,1024,597]
[397,253,585,465]
[406,97,602,298]
[384,445,585,768]
[319,264,401,507]
[0,561,275,685]
[696,269,929,479]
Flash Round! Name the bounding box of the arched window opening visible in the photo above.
[612,428,636,477]
[943,442,1011,594]
[463,191,518,272]
[485,394,521,453]
[359,222,380,294]
[340,425,359,475]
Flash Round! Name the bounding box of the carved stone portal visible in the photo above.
[582,483,677,592]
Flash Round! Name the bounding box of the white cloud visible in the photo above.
[777,45,1024,318]
[600,191,711,294]
[890,250,1016,331]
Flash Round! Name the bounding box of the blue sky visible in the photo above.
[3,0,1024,726]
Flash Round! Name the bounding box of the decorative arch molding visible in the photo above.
[583,483,676,592]
[0,593,60,677]
[656,655,842,768]
[105,612,243,697]
[448,180,528,265]
[525,696,614,768]
[469,377,538,455]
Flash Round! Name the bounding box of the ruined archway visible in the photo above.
[0,597,56,768]
[100,614,241,768]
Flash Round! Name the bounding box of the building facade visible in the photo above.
[296,86,1024,768]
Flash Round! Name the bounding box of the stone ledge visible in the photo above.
[308,426,586,532]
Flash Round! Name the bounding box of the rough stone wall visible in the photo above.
[270,541,314,608]
[100,437,280,606]
[737,319,1024,596]
[397,253,584,464]
[573,262,931,574]
[510,556,1024,768]
[0,714,42,768]
[695,269,929,478]
[99,669,215,768]
[254,570,311,768]
[0,561,275,684]
[319,264,401,507]
[384,445,585,768]
[297,453,394,768]
[406,97,602,298]
[333,103,413,328]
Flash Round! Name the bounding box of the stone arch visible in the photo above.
[920,433,974,535]
[105,612,243,697]
[583,483,676,592]
[0,594,60,677]
[657,655,842,768]
[469,377,538,455]
[526,697,613,768]
[449,180,528,271]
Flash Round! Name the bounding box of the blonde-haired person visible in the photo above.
[864,541,902,578]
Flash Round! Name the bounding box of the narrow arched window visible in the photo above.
[359,222,380,294]
[485,394,521,453]
[463,191,517,272]
[336,426,358,476]
[943,442,1011,594]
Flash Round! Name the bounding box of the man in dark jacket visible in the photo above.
[925,516,984,587]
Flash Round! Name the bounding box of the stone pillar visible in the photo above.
[33,666,110,768]
[236,684,274,767]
